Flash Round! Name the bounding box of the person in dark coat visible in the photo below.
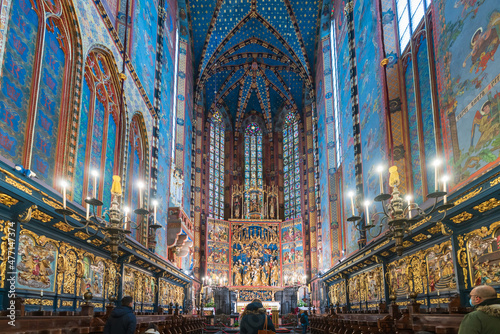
[240,299,276,334]
[300,311,309,334]
[458,285,500,334]
[104,295,137,334]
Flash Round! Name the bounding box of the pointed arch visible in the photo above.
[73,47,125,210]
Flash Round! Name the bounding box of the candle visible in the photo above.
[91,170,99,199]
[348,191,355,216]
[433,159,441,192]
[124,207,130,229]
[364,200,370,223]
[376,165,384,194]
[153,200,158,224]
[137,181,145,208]
[406,195,412,219]
[442,175,449,204]
[40,289,43,297]
[61,181,67,209]
[86,197,90,220]
[437,290,440,296]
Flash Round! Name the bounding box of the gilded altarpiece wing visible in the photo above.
[347,266,384,306]
[464,223,500,287]
[159,279,185,306]
[328,280,347,306]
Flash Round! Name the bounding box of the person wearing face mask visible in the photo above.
[458,285,500,334]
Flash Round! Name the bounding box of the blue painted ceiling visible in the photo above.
[189,0,322,130]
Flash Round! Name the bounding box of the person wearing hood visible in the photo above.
[104,296,137,334]
[458,285,500,334]
[144,324,161,334]
[240,299,276,334]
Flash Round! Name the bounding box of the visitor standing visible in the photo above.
[300,311,309,334]
[458,285,500,334]
[104,296,137,334]
[240,299,276,334]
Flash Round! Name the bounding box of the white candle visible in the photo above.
[153,200,158,224]
[40,290,43,297]
[124,207,129,229]
[364,200,370,223]
[85,197,90,220]
[442,175,449,204]
[437,290,440,296]
[376,165,384,194]
[406,195,412,219]
[137,181,144,208]
[91,170,99,199]
[348,191,355,216]
[433,159,441,192]
[62,182,67,209]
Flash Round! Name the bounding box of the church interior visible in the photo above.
[0,0,500,332]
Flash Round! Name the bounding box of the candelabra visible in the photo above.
[347,161,454,256]
[55,174,162,262]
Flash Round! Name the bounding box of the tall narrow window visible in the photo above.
[244,122,263,215]
[396,0,432,50]
[209,111,225,219]
[73,51,121,209]
[125,116,147,240]
[330,21,342,167]
[283,114,301,220]
[0,0,76,185]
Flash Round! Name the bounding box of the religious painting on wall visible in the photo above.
[230,223,280,286]
[208,219,229,242]
[433,0,500,189]
[426,241,457,292]
[205,264,229,286]
[466,224,500,286]
[206,219,230,282]
[281,218,305,286]
[90,261,105,298]
[123,267,135,297]
[16,233,58,292]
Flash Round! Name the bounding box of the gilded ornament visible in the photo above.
[450,211,473,224]
[473,198,500,213]
[410,216,431,231]
[454,187,482,206]
[374,239,390,250]
[32,209,53,223]
[490,175,500,187]
[0,220,9,288]
[5,176,32,195]
[53,222,74,232]
[0,193,18,207]
[74,231,90,240]
[25,298,53,306]
[89,239,104,246]
[42,197,62,210]
[381,251,390,257]
[412,233,429,242]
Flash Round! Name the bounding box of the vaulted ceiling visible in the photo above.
[189,0,322,131]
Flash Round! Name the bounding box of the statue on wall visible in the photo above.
[170,168,184,207]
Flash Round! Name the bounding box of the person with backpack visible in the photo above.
[300,311,309,334]
[104,296,137,334]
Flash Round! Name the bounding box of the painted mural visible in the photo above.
[16,233,58,291]
[433,0,500,188]
[206,219,230,284]
[354,0,387,243]
[231,223,280,286]
[155,0,177,261]
[131,0,157,105]
[337,25,358,254]
[426,241,456,291]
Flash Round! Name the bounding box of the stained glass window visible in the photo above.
[244,123,263,211]
[330,21,342,167]
[209,111,225,219]
[284,114,301,220]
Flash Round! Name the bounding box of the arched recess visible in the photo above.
[73,47,125,211]
[0,0,82,186]
[124,112,150,243]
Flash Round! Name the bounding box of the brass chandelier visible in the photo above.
[348,160,454,256]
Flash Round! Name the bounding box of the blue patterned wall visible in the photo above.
[131,0,158,104]
[0,0,38,164]
[155,0,177,260]
[354,0,387,243]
